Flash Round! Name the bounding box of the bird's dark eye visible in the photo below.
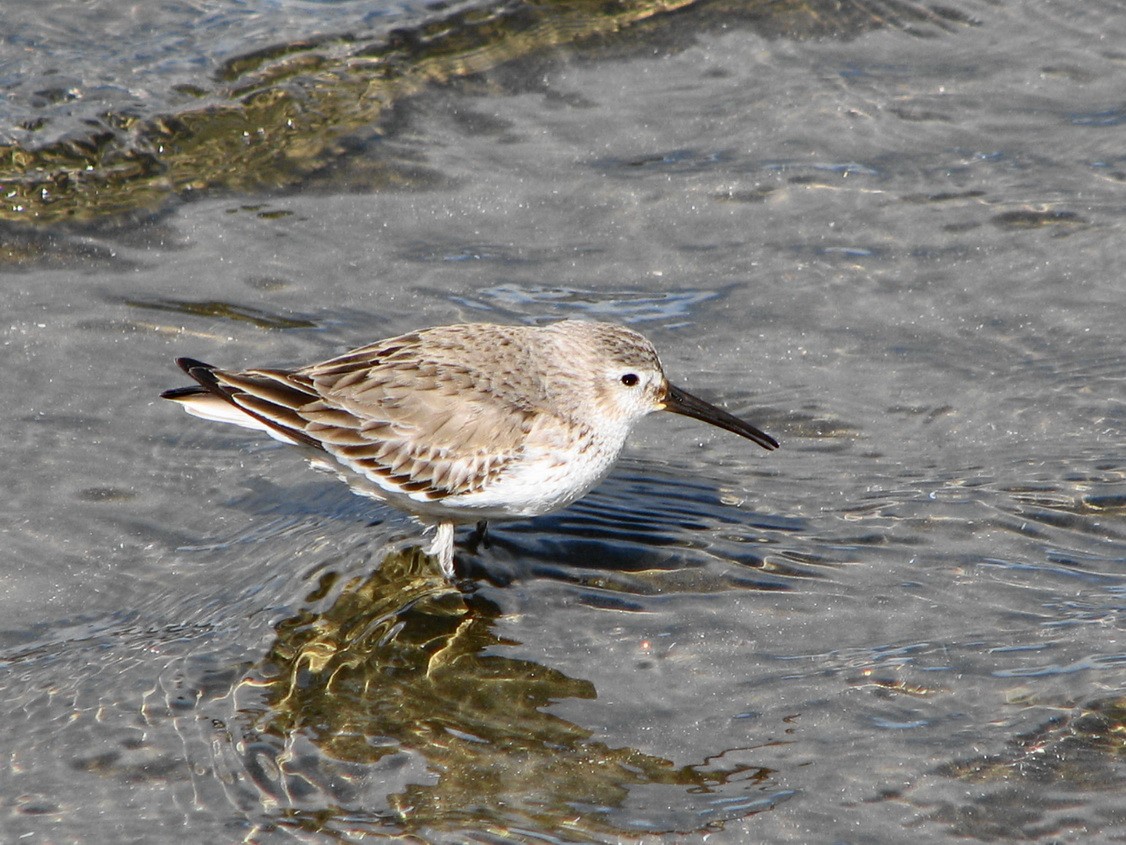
[620,373,640,387]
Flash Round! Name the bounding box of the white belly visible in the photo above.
[314,424,627,525]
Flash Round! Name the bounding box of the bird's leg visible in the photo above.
[473,520,490,549]
[427,522,456,579]
[463,520,491,556]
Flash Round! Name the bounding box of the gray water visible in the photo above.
[2,0,1124,842]
[1,0,434,146]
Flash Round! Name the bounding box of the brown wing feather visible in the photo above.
[172,358,325,449]
[176,327,550,500]
[297,327,548,499]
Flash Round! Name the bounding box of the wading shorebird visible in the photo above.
[162,319,778,578]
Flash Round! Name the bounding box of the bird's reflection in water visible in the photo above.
[236,548,786,838]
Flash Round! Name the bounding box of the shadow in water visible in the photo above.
[453,462,821,601]
[220,458,822,601]
[231,547,792,839]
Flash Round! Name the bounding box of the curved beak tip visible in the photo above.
[663,383,779,451]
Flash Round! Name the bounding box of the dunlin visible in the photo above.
[162,320,778,577]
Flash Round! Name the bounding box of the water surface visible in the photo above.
[1,0,1123,842]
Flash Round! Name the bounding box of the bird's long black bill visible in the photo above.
[663,383,779,451]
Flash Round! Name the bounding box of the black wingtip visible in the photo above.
[163,358,217,400]
[160,386,205,401]
[175,356,213,376]
[164,355,325,451]
[164,356,222,403]
[173,358,227,394]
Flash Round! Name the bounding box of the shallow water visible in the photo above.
[2,0,1124,842]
